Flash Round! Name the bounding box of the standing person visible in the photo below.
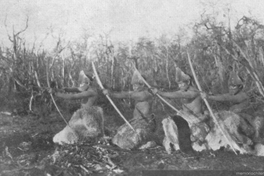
[103,71,156,150]
[52,70,105,145]
[152,66,210,152]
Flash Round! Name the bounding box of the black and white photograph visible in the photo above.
[0,0,264,175]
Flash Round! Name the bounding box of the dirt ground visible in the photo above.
[1,104,264,176]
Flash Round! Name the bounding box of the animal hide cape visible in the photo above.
[53,106,104,145]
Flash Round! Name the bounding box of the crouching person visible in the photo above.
[52,70,105,145]
[103,71,156,150]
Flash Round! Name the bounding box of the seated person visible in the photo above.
[206,70,261,141]
[103,71,156,150]
[52,70,105,145]
[200,68,264,154]
[152,66,210,152]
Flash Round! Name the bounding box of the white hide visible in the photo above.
[162,116,180,154]
[205,111,249,154]
[53,106,104,145]
[53,126,78,145]
[161,111,264,157]
[254,143,264,156]
[192,142,207,152]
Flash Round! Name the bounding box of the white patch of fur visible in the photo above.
[161,111,264,156]
[192,142,207,152]
[53,106,104,145]
[254,143,264,156]
[53,126,78,145]
[205,111,248,154]
[162,117,180,154]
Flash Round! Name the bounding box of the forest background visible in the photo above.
[1,0,264,117]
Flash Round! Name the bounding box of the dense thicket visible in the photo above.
[1,15,264,116]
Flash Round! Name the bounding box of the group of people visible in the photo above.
[51,64,264,155]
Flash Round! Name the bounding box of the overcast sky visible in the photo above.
[0,0,264,50]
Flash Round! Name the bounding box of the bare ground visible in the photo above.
[1,108,264,176]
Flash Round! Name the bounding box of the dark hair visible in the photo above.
[85,74,94,81]
[185,74,195,86]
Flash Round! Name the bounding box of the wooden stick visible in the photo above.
[187,52,238,155]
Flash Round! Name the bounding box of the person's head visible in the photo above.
[228,84,243,95]
[175,66,191,91]
[132,82,144,91]
[178,79,191,91]
[78,70,94,91]
[228,71,244,95]
[131,71,145,91]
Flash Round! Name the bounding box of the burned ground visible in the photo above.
[1,103,264,176]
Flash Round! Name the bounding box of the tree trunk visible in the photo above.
[165,45,171,88]
[111,56,115,89]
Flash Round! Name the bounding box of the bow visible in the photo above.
[92,61,136,132]
[187,52,238,155]
[132,64,181,114]
[46,56,71,128]
[222,42,264,97]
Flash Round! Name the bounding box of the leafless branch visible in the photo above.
[15,15,29,37]
[4,14,13,42]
